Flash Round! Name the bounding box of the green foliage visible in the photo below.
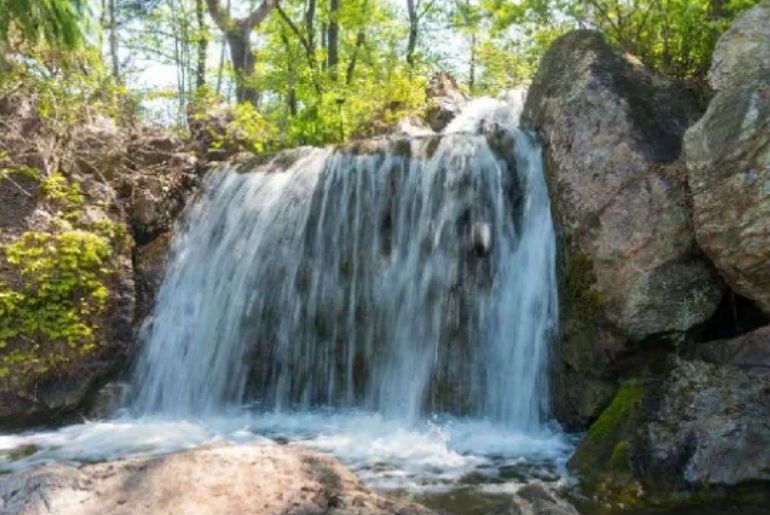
[221,102,275,153]
[573,0,764,80]
[0,151,40,181]
[279,68,427,146]
[0,173,125,387]
[0,44,135,128]
[252,0,428,146]
[41,172,84,210]
[0,0,85,54]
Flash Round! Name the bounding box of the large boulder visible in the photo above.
[0,444,435,515]
[522,31,723,428]
[133,231,173,321]
[707,2,770,93]
[684,2,770,315]
[570,358,770,508]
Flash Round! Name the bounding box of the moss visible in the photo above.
[571,382,647,509]
[564,251,605,320]
[0,173,126,389]
[610,440,631,471]
[585,382,644,445]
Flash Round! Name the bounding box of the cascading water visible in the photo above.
[0,95,571,499]
[129,97,558,432]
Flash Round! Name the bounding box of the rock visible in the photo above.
[70,116,129,179]
[708,2,770,93]
[512,484,580,515]
[85,381,129,420]
[0,173,40,233]
[129,171,196,243]
[0,444,436,515]
[696,324,770,372]
[424,72,468,132]
[522,30,723,428]
[134,232,173,320]
[127,133,186,168]
[684,3,770,315]
[188,101,246,160]
[570,359,770,506]
[644,360,770,489]
[0,175,135,429]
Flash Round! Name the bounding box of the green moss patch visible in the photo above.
[585,382,644,446]
[570,381,647,509]
[0,172,127,389]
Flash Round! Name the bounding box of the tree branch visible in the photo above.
[244,0,280,29]
[275,3,313,58]
[205,0,231,30]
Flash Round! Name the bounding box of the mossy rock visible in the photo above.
[570,381,647,508]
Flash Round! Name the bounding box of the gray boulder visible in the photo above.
[644,359,770,488]
[696,324,770,371]
[522,30,723,428]
[569,358,770,506]
[684,2,770,315]
[708,2,770,93]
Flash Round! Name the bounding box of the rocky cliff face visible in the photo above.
[0,92,198,428]
[522,30,723,429]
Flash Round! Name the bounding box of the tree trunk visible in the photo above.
[205,0,278,105]
[108,0,120,81]
[226,25,259,105]
[406,0,418,67]
[215,0,231,95]
[280,32,298,116]
[306,0,316,57]
[327,0,340,80]
[196,0,208,88]
[468,32,475,95]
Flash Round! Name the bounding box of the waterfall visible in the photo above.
[129,97,558,433]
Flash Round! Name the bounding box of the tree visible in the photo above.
[107,0,120,80]
[574,0,763,80]
[326,0,339,80]
[205,0,278,104]
[405,0,437,67]
[195,0,208,88]
[0,0,85,62]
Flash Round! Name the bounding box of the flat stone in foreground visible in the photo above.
[0,444,435,515]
